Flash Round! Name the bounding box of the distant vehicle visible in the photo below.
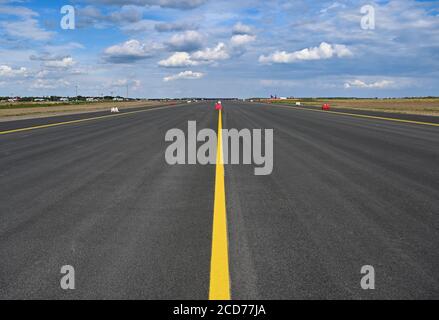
[322,103,331,111]
[215,101,223,110]
[113,97,124,102]
[296,102,301,106]
[187,100,192,103]
[86,98,96,102]
[34,98,46,102]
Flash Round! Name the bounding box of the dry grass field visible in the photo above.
[266,98,439,116]
[0,100,171,120]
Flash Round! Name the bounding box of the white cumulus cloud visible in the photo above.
[103,39,160,63]
[259,42,353,64]
[87,0,207,10]
[163,70,204,82]
[1,18,53,41]
[230,34,256,46]
[0,65,28,77]
[43,57,76,69]
[159,42,229,67]
[191,42,229,62]
[166,30,204,52]
[232,22,253,35]
[344,79,395,89]
[158,52,198,67]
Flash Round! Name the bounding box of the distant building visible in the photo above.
[60,98,69,102]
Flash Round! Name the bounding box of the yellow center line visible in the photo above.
[271,104,439,127]
[0,104,182,135]
[209,109,231,300]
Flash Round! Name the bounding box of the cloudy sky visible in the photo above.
[0,0,438,98]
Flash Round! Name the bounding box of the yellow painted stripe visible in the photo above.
[209,109,231,300]
[271,104,439,127]
[0,105,181,135]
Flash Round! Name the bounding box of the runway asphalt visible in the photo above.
[0,101,438,299]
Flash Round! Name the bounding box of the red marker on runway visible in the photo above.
[322,103,330,111]
[215,101,223,111]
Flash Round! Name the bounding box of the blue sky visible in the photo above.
[0,0,438,98]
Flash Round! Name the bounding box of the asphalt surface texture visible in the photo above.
[273,102,439,124]
[0,101,438,299]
